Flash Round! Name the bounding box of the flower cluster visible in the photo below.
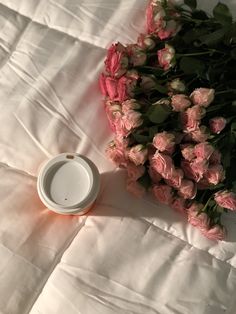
[100,0,236,241]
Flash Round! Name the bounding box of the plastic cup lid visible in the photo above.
[37,153,100,214]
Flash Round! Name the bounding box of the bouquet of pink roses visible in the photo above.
[99,0,236,241]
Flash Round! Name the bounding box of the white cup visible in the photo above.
[37,153,100,215]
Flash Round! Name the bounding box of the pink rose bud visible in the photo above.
[201,225,226,241]
[105,100,122,131]
[128,144,148,166]
[105,76,118,100]
[190,88,215,107]
[181,144,195,161]
[153,131,175,153]
[127,162,145,181]
[148,164,162,184]
[157,18,181,40]
[171,94,191,112]
[168,78,186,93]
[153,184,173,205]
[105,42,128,78]
[178,179,197,200]
[209,117,227,134]
[205,164,225,185]
[127,44,147,66]
[165,168,183,189]
[140,75,156,91]
[105,140,127,167]
[193,142,214,160]
[137,33,156,50]
[181,112,199,132]
[186,105,206,120]
[152,152,175,179]
[214,190,236,211]
[190,158,208,182]
[157,44,175,71]
[99,73,108,96]
[122,99,141,113]
[209,150,222,165]
[126,179,146,198]
[191,126,210,143]
[187,203,209,230]
[171,197,187,214]
[122,110,143,131]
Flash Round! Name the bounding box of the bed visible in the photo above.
[0,0,236,313]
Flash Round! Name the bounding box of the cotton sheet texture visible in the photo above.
[0,0,236,313]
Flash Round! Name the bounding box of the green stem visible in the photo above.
[215,89,236,95]
[202,196,212,212]
[176,51,217,58]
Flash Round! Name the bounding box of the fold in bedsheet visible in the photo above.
[0,0,236,313]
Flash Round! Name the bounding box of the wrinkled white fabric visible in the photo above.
[0,0,236,313]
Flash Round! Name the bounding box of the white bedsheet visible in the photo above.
[0,0,236,313]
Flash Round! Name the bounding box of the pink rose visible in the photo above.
[201,225,226,241]
[127,44,147,66]
[137,33,156,50]
[122,110,143,131]
[152,152,175,179]
[209,150,222,165]
[191,126,210,142]
[209,117,227,134]
[153,131,175,153]
[190,158,208,182]
[171,94,191,112]
[128,144,148,166]
[181,112,199,132]
[168,78,186,93]
[105,42,128,78]
[105,76,118,100]
[105,100,122,132]
[105,140,127,167]
[181,144,195,161]
[157,44,175,71]
[187,203,209,229]
[126,179,145,198]
[153,184,173,205]
[117,75,137,102]
[122,99,141,113]
[127,162,145,181]
[205,164,225,185]
[193,142,214,160]
[190,88,215,107]
[178,179,197,200]
[157,18,181,40]
[186,105,206,120]
[171,197,186,214]
[99,73,107,96]
[165,168,183,189]
[214,190,236,211]
[148,164,162,184]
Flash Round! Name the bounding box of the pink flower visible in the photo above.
[126,179,145,198]
[171,197,186,214]
[193,142,214,160]
[153,131,175,153]
[127,44,147,66]
[148,164,162,184]
[181,144,195,161]
[153,184,173,205]
[171,94,191,112]
[168,78,186,93]
[137,33,156,50]
[214,190,236,211]
[190,88,215,107]
[128,144,148,166]
[122,110,143,131]
[127,162,145,181]
[152,152,175,179]
[105,100,122,132]
[191,126,210,142]
[181,112,199,132]
[201,225,226,241]
[178,179,197,199]
[190,158,208,182]
[117,75,137,102]
[157,44,175,71]
[105,140,127,167]
[99,73,107,95]
[165,168,183,189]
[157,19,181,40]
[209,150,222,165]
[186,105,206,120]
[187,203,209,229]
[105,76,119,100]
[205,164,225,185]
[122,99,141,113]
[209,117,227,134]
[105,42,128,78]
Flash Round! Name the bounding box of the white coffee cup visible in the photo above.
[37,153,100,215]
